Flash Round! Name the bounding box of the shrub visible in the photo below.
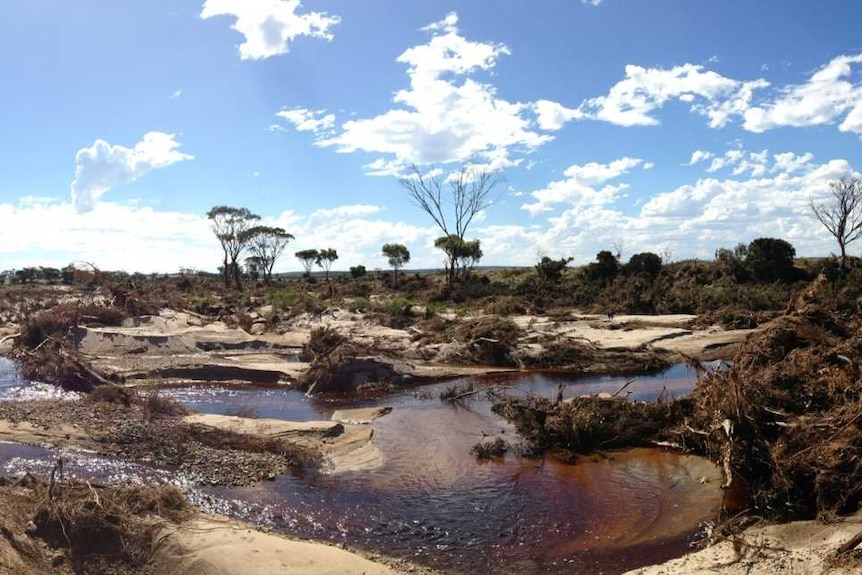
[585,250,620,282]
[626,252,662,278]
[349,265,367,278]
[746,237,796,282]
[535,256,572,283]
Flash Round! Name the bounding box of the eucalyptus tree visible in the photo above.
[246,226,295,284]
[382,243,410,286]
[316,248,338,280]
[295,249,319,279]
[433,235,483,281]
[400,164,503,285]
[207,205,260,289]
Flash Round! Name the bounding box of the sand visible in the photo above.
[154,515,399,575]
[624,511,862,575]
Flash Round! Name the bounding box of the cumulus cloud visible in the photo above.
[314,12,552,174]
[688,150,713,165]
[533,99,585,130]
[579,63,768,128]
[521,157,643,216]
[275,107,335,134]
[743,53,862,133]
[70,132,193,214]
[200,0,340,60]
[12,149,860,273]
[0,198,214,272]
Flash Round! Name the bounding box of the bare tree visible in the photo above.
[810,177,862,269]
[207,206,260,289]
[399,164,504,285]
[246,226,295,284]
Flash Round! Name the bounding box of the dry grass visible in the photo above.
[17,474,192,574]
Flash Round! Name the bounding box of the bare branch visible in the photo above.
[809,177,862,269]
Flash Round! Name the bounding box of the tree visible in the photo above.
[715,243,749,282]
[246,226,295,284]
[810,177,862,270]
[626,252,663,278]
[349,265,367,279]
[316,248,338,280]
[745,237,796,282]
[295,249,319,278]
[587,250,620,281]
[535,256,573,283]
[244,256,262,281]
[400,164,503,285]
[207,206,261,289]
[434,235,483,281]
[382,243,410,286]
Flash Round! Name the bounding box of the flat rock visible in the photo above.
[182,414,343,437]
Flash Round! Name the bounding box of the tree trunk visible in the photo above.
[232,260,243,290]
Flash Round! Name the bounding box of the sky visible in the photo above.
[1,0,861,274]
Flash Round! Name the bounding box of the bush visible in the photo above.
[746,237,796,282]
[626,252,662,278]
[535,256,572,283]
[585,250,620,282]
[349,265,367,278]
[266,286,300,311]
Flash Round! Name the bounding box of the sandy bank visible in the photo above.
[73,309,752,389]
[624,511,862,575]
[183,412,386,474]
[155,515,401,575]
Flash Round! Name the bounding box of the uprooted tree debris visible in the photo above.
[0,472,191,575]
[495,274,862,522]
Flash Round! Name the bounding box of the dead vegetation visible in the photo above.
[493,394,687,454]
[494,273,862,523]
[471,436,508,459]
[0,473,190,575]
[13,302,126,392]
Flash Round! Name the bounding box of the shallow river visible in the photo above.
[0,358,723,574]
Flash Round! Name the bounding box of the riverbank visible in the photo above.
[624,511,862,575]
[0,477,433,575]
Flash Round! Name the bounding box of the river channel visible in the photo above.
[0,358,723,574]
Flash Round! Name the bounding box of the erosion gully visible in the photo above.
[0,358,724,574]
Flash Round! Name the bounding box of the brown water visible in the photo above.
[0,362,725,574]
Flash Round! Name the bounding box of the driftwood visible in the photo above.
[836,530,862,555]
[610,378,636,398]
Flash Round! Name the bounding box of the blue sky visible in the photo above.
[1,0,861,273]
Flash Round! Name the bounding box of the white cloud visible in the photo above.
[315,12,552,174]
[10,150,859,273]
[533,99,585,130]
[170,89,183,99]
[582,0,603,6]
[579,63,768,128]
[772,152,813,174]
[743,53,862,133]
[688,150,713,165]
[70,132,193,214]
[275,107,335,134]
[200,0,340,60]
[521,157,642,216]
